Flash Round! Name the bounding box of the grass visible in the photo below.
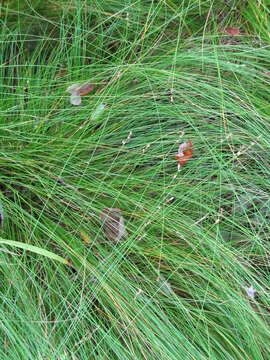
[0,0,270,358]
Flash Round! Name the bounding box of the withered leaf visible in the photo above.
[175,139,193,167]
[101,208,127,243]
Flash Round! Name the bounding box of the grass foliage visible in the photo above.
[0,0,270,358]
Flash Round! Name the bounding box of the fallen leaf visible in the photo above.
[67,83,80,94]
[175,139,193,167]
[77,83,95,96]
[245,285,256,299]
[225,27,240,36]
[70,94,81,106]
[101,208,127,243]
[67,82,94,106]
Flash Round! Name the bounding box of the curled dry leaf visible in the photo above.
[245,285,256,299]
[225,27,240,36]
[77,83,95,96]
[67,82,94,106]
[70,94,81,106]
[67,83,80,93]
[175,139,193,167]
[101,208,127,243]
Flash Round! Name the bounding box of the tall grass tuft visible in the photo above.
[0,1,270,358]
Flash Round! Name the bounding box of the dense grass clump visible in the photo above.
[0,1,270,359]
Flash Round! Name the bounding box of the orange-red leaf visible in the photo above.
[225,27,240,36]
[175,139,193,167]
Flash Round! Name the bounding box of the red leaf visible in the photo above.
[175,139,193,167]
[225,27,240,36]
